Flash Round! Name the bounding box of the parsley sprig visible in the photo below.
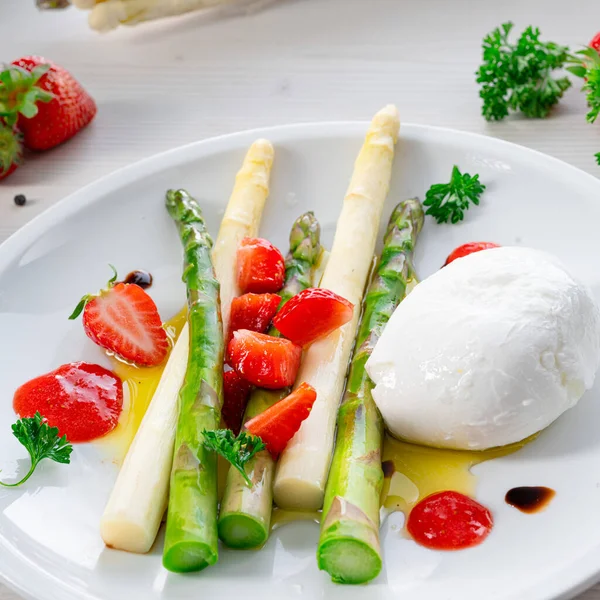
[202,429,265,487]
[567,47,600,125]
[596,152,600,166]
[423,166,486,224]
[1,412,73,487]
[476,22,572,121]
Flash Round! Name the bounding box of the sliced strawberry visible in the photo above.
[69,268,168,367]
[444,242,500,266]
[237,237,285,294]
[222,369,253,435]
[245,382,317,457]
[227,293,281,349]
[228,330,302,389]
[407,491,493,550]
[272,288,354,347]
[13,362,123,443]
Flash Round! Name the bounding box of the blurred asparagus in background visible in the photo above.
[43,0,278,32]
[37,0,71,8]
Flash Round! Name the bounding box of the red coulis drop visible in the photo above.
[13,362,123,442]
[407,490,493,550]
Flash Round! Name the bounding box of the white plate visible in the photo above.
[1,122,600,600]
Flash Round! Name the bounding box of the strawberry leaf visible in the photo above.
[0,121,22,175]
[566,65,587,78]
[107,264,118,287]
[68,266,119,320]
[0,64,53,120]
[68,294,92,320]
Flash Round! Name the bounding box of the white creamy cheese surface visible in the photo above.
[365,246,600,450]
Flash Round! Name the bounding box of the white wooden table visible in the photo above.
[0,0,599,598]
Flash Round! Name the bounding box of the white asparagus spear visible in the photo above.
[213,139,274,337]
[312,249,330,288]
[71,0,100,9]
[88,0,243,31]
[273,105,400,511]
[100,324,189,553]
[100,139,274,553]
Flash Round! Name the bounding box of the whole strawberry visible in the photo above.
[2,56,96,151]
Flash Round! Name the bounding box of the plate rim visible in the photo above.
[1,120,600,600]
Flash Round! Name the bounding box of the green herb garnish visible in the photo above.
[596,152,600,166]
[423,166,486,224]
[476,22,572,121]
[202,429,265,486]
[567,47,600,125]
[1,412,73,487]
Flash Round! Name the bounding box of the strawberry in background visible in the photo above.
[0,56,96,181]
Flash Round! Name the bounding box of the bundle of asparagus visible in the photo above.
[100,139,273,554]
[100,104,415,581]
[318,198,423,584]
[218,211,322,549]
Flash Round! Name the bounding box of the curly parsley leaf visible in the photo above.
[476,22,572,121]
[202,429,265,486]
[567,47,600,124]
[423,166,486,224]
[1,412,73,487]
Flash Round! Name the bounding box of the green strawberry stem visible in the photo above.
[68,264,119,320]
[162,189,225,573]
[218,211,321,550]
[0,121,23,176]
[0,64,53,126]
[317,198,424,585]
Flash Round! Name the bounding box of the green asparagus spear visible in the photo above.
[162,189,224,573]
[218,212,322,549]
[317,198,424,584]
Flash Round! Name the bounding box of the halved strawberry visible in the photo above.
[69,267,168,367]
[272,288,354,347]
[245,382,317,457]
[443,242,500,266]
[228,330,302,389]
[227,293,281,349]
[237,237,285,294]
[222,369,253,435]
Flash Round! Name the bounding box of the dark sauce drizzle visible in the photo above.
[382,459,395,478]
[121,270,153,289]
[505,486,555,514]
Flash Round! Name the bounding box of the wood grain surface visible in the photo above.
[0,0,599,598]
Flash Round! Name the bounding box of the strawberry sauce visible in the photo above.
[13,362,123,442]
[407,490,493,550]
